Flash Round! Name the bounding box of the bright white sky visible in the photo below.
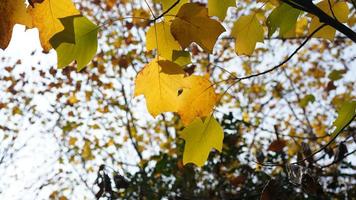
[0,25,59,200]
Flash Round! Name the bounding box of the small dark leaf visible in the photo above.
[256,151,265,163]
[324,147,334,159]
[297,151,305,166]
[301,174,325,198]
[328,69,346,81]
[301,142,313,163]
[223,133,238,146]
[114,174,129,189]
[260,179,278,200]
[267,140,286,152]
[103,173,112,193]
[184,64,196,76]
[28,0,45,7]
[230,175,246,186]
[95,176,104,199]
[334,142,348,162]
[325,81,336,92]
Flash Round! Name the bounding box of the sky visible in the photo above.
[0,25,59,199]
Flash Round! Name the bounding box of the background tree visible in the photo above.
[0,0,355,199]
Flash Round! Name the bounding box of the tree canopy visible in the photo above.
[0,0,355,199]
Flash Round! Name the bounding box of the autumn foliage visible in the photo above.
[0,0,355,199]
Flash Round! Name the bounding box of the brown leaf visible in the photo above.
[268,140,286,152]
[325,81,336,92]
[230,175,246,186]
[301,174,325,197]
[260,179,278,200]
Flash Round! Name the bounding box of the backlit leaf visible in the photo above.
[328,69,346,81]
[231,14,264,56]
[134,58,185,117]
[180,116,223,167]
[170,3,225,53]
[299,94,315,108]
[28,0,80,51]
[172,50,191,66]
[50,15,99,70]
[308,0,349,40]
[208,0,236,21]
[146,21,181,60]
[331,101,356,136]
[178,75,218,125]
[266,3,300,37]
[0,0,33,49]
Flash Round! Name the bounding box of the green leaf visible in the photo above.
[50,15,99,71]
[172,50,191,66]
[331,101,356,136]
[179,116,224,167]
[299,94,315,108]
[328,69,346,81]
[208,0,236,21]
[266,3,300,37]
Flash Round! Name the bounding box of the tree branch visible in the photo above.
[282,0,356,42]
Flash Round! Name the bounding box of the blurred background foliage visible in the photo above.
[0,0,355,199]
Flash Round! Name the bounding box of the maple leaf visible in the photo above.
[50,15,99,70]
[0,0,32,49]
[170,3,225,53]
[134,58,185,117]
[146,21,181,61]
[308,0,349,41]
[266,3,300,37]
[180,116,223,167]
[178,75,218,126]
[331,101,356,137]
[208,0,236,21]
[231,14,264,56]
[28,0,80,52]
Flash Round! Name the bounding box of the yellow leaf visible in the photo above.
[82,141,93,160]
[153,0,188,18]
[132,8,150,27]
[178,75,217,126]
[231,14,264,56]
[28,0,80,52]
[308,0,349,40]
[180,116,223,167]
[0,0,33,49]
[12,106,22,115]
[146,21,181,60]
[134,58,185,117]
[170,3,225,53]
[295,17,308,37]
[208,0,236,21]
[68,94,79,105]
[69,136,77,146]
[348,14,356,27]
